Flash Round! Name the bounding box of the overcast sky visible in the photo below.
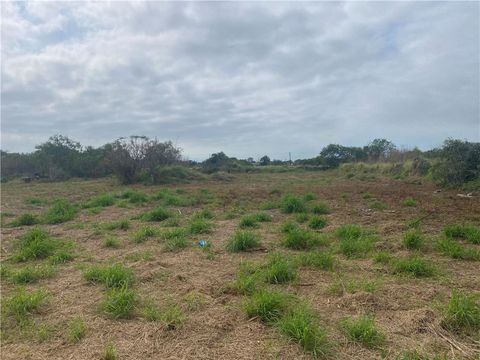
[1,1,479,160]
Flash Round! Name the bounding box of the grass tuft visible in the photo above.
[239,214,259,228]
[83,263,134,289]
[283,228,323,250]
[68,317,87,343]
[10,213,39,227]
[403,230,424,250]
[118,189,148,204]
[393,257,435,277]
[3,288,49,324]
[444,224,480,244]
[244,289,290,323]
[297,252,335,271]
[188,218,213,234]
[13,228,58,262]
[402,198,417,207]
[311,202,330,215]
[44,199,77,224]
[83,193,116,208]
[309,216,328,230]
[103,219,130,231]
[133,226,156,243]
[442,290,480,333]
[140,207,172,222]
[226,231,261,252]
[437,238,480,261]
[336,224,376,258]
[102,286,137,319]
[341,316,385,348]
[263,253,297,284]
[280,195,306,214]
[104,236,121,249]
[102,340,118,360]
[7,265,56,284]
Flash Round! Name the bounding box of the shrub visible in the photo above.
[393,257,435,277]
[8,265,56,284]
[444,224,480,244]
[13,228,58,262]
[263,253,297,284]
[437,239,480,261]
[140,207,172,222]
[309,216,328,230]
[311,202,330,215]
[402,198,417,207]
[239,214,259,228]
[280,195,306,214]
[10,213,39,227]
[442,290,480,333]
[403,230,424,250]
[102,286,137,319]
[277,306,330,358]
[133,226,156,243]
[297,252,335,271]
[226,231,261,252]
[341,316,385,348]
[3,288,49,324]
[283,228,321,250]
[45,199,77,224]
[68,317,87,342]
[244,289,290,323]
[83,263,134,289]
[188,218,213,234]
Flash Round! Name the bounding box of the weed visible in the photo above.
[295,213,309,223]
[104,236,121,249]
[437,239,480,261]
[368,200,388,210]
[444,224,480,244]
[3,288,49,324]
[68,317,87,343]
[263,253,297,284]
[44,199,77,224]
[311,202,330,215]
[10,213,39,227]
[226,231,261,252]
[341,316,385,348]
[102,285,137,319]
[188,218,213,234]
[303,192,316,201]
[7,265,56,284]
[103,219,130,231]
[309,216,328,230]
[393,257,435,277]
[442,290,479,333]
[102,340,118,360]
[140,207,172,222]
[244,289,290,323]
[280,195,306,214]
[403,230,424,250]
[133,226,156,243]
[239,214,259,228]
[403,198,417,207]
[283,228,322,250]
[84,193,116,208]
[281,221,299,234]
[13,228,58,262]
[373,251,393,264]
[83,263,134,289]
[118,189,148,204]
[277,306,330,358]
[297,252,335,271]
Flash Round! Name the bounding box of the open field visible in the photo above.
[1,171,479,359]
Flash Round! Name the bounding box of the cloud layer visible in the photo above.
[1,1,479,160]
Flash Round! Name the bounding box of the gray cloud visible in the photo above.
[1,1,479,160]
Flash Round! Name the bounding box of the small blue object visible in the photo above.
[198,240,207,248]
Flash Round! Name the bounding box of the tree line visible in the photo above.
[1,135,478,187]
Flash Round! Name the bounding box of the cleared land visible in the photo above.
[1,170,479,359]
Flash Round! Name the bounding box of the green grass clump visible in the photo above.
[281,220,299,234]
[102,286,137,319]
[437,238,480,261]
[327,278,382,296]
[226,231,261,252]
[13,228,58,262]
[341,316,385,348]
[10,213,39,227]
[303,192,316,201]
[260,200,279,210]
[403,230,424,250]
[368,200,388,210]
[254,212,272,222]
[239,214,259,228]
[140,207,172,222]
[7,265,56,284]
[309,216,328,230]
[188,218,213,234]
[142,302,186,329]
[393,257,435,277]
[402,198,417,207]
[244,289,290,323]
[283,228,322,250]
[444,224,480,244]
[263,253,297,284]
[45,199,77,224]
[103,219,130,231]
[102,341,118,360]
[295,213,309,223]
[373,251,394,265]
[277,306,330,358]
[84,194,116,208]
[336,224,376,258]
[280,195,306,214]
[103,236,120,249]
[297,252,335,271]
[68,317,87,342]
[191,208,215,220]
[48,245,75,264]
[229,272,259,295]
[118,189,148,204]
[442,290,480,333]
[311,202,330,215]
[3,288,49,324]
[336,224,363,240]
[83,263,134,289]
[133,226,156,243]
[163,236,189,252]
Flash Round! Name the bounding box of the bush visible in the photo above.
[226,231,261,252]
[45,199,77,224]
[244,289,290,323]
[277,306,330,358]
[83,263,134,289]
[102,286,137,319]
[393,257,435,277]
[442,290,480,333]
[263,253,297,284]
[403,230,424,250]
[341,316,385,348]
[444,224,480,244]
[308,216,328,230]
[280,195,306,214]
[10,213,39,227]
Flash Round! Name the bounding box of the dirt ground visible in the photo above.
[1,171,479,359]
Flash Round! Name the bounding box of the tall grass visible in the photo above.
[3,288,49,324]
[44,199,77,224]
[13,228,58,262]
[83,263,134,289]
[280,195,306,214]
[244,289,290,323]
[341,316,385,348]
[442,290,480,333]
[102,286,137,319]
[444,224,480,244]
[226,231,261,252]
[263,253,297,284]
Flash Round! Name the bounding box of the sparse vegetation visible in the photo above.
[226,231,261,252]
[393,257,436,277]
[3,288,49,324]
[442,290,480,333]
[263,253,297,284]
[280,194,306,214]
[102,285,137,319]
[83,263,134,289]
[444,224,480,244]
[341,316,385,348]
[68,317,87,342]
[244,289,290,323]
[402,198,417,207]
[44,199,78,224]
[403,230,424,250]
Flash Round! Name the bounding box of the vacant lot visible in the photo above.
[1,171,479,359]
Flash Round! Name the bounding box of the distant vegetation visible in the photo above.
[1,135,478,188]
